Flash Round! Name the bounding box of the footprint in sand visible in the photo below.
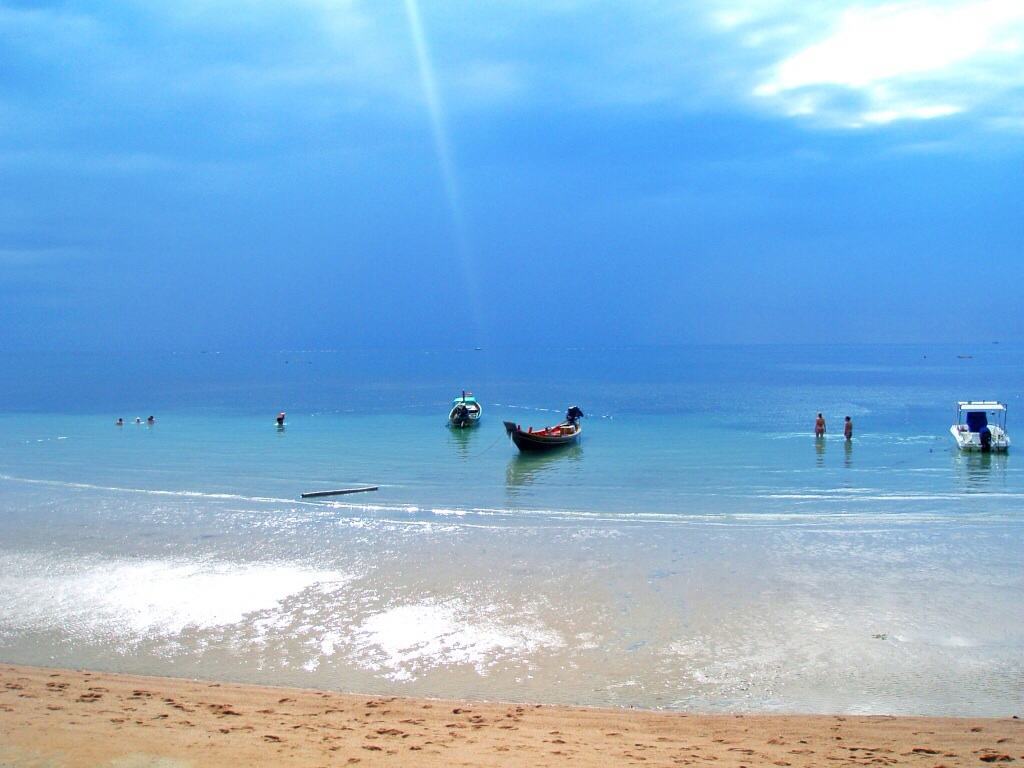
[207,704,241,716]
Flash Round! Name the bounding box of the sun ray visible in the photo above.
[402,0,485,344]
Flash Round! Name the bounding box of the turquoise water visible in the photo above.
[1,345,1022,714]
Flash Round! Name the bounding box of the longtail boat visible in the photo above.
[503,406,584,452]
[449,391,482,428]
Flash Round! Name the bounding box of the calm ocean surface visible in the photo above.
[1,345,1022,714]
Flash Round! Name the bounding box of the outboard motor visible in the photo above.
[980,425,992,453]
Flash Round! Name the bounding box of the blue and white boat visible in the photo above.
[449,391,482,428]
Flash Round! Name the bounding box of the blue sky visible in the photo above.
[2,0,1022,350]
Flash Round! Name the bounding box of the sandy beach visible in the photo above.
[1,664,1021,767]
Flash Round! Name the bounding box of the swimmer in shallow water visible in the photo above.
[115,418,124,427]
[147,415,155,425]
[814,412,826,438]
[276,411,286,427]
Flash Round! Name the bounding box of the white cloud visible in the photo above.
[751,0,1024,127]
[1,0,1021,150]
[759,2,1021,93]
[861,104,962,124]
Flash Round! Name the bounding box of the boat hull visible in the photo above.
[449,401,482,428]
[504,421,581,452]
[950,425,1010,452]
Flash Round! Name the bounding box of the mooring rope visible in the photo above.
[465,430,507,459]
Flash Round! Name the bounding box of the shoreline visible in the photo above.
[2,664,1021,767]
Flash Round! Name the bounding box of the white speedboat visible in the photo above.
[950,401,1010,452]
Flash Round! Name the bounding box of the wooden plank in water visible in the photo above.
[300,486,379,499]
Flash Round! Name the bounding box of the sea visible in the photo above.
[1,344,1022,715]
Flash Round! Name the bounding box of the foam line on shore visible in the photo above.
[3,473,1018,528]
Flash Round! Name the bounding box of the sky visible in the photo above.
[1,0,1023,350]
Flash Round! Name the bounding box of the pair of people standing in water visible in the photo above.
[815,413,853,440]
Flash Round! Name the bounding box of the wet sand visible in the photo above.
[1,664,1021,767]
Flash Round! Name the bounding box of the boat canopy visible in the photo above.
[957,401,1006,412]
[966,411,988,432]
[452,394,478,405]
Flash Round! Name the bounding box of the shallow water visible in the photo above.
[1,345,1022,714]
